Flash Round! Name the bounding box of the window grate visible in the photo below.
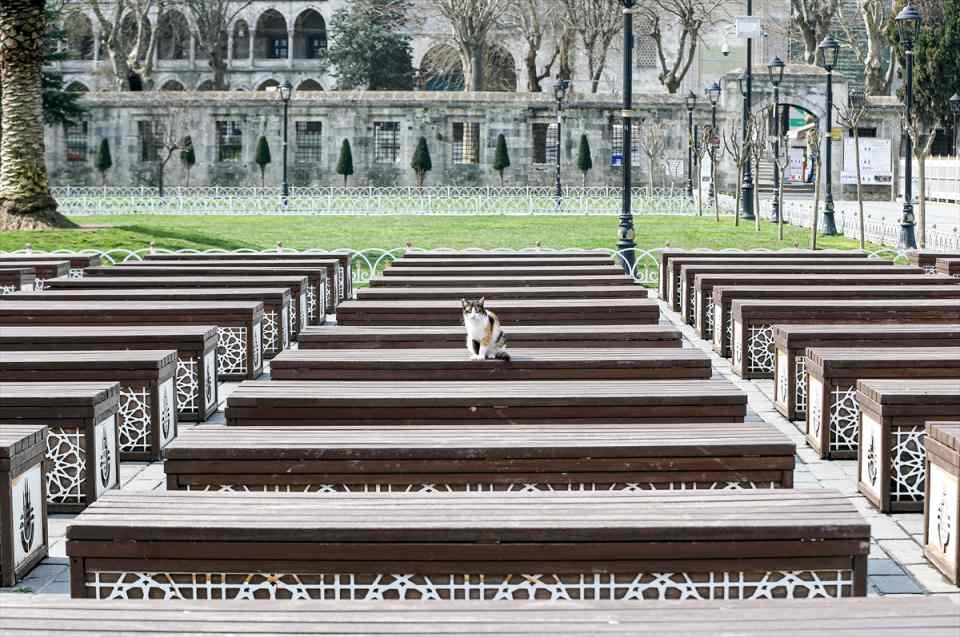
[216,120,243,162]
[373,121,400,163]
[295,121,323,163]
[65,121,89,162]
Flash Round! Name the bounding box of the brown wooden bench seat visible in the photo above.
[370,274,634,288]
[693,272,955,341]
[804,348,960,460]
[2,596,956,635]
[408,249,610,258]
[45,274,310,338]
[0,423,47,585]
[65,489,867,600]
[225,379,747,426]
[675,259,903,319]
[392,256,617,268]
[0,350,178,461]
[710,284,960,356]
[0,267,34,294]
[0,301,265,381]
[909,250,960,273]
[937,258,960,277]
[336,298,660,326]
[269,348,711,381]
[143,250,353,300]
[924,421,960,585]
[0,260,70,289]
[11,287,292,359]
[84,264,326,326]
[0,253,101,277]
[298,324,683,349]
[857,379,960,513]
[772,324,960,422]
[0,326,219,422]
[0,382,119,513]
[166,421,794,492]
[383,265,627,278]
[730,299,960,379]
[356,285,648,301]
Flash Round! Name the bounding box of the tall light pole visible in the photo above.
[685,91,697,200]
[768,56,785,224]
[706,81,721,201]
[553,78,570,211]
[617,0,636,275]
[741,0,755,221]
[277,80,293,206]
[950,93,960,156]
[896,2,922,250]
[817,35,840,235]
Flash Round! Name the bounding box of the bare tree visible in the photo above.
[836,0,894,95]
[903,111,937,249]
[636,118,667,191]
[426,0,510,91]
[503,0,560,91]
[84,0,162,90]
[703,125,723,221]
[749,110,768,231]
[147,106,196,197]
[769,130,790,240]
[179,0,253,90]
[834,97,869,248]
[636,0,726,94]
[806,126,823,249]
[722,120,747,225]
[693,126,708,216]
[560,0,622,94]
[789,0,839,64]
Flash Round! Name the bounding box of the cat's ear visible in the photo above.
[478,297,485,307]
[461,298,468,310]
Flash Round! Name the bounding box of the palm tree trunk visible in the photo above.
[0,0,74,229]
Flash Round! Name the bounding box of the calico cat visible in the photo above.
[461,297,511,361]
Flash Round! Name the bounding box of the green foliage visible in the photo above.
[411,136,432,187]
[324,0,415,90]
[95,139,112,178]
[493,134,510,185]
[255,136,271,186]
[336,139,355,186]
[576,134,593,173]
[42,9,85,126]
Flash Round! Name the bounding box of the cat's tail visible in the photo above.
[494,349,511,362]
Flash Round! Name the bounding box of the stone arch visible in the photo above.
[157,9,190,60]
[256,78,280,91]
[254,9,288,60]
[483,44,517,92]
[297,78,323,91]
[419,44,463,91]
[232,19,250,59]
[293,9,326,59]
[196,79,216,91]
[65,81,89,93]
[160,79,186,91]
[120,12,152,63]
[63,11,95,61]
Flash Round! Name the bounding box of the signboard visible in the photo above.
[735,16,763,39]
[831,127,843,141]
[663,159,685,178]
[787,147,805,183]
[841,138,893,185]
[611,152,624,167]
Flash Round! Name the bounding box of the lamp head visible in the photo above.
[950,93,960,115]
[706,81,721,106]
[685,90,697,111]
[895,2,923,47]
[817,34,840,71]
[767,56,785,86]
[278,80,293,102]
[553,78,570,103]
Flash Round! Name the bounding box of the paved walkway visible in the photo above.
[5,301,960,600]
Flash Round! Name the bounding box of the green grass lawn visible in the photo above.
[0,214,887,255]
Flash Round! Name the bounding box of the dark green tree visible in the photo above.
[492,134,511,186]
[411,136,432,188]
[42,7,85,125]
[336,139,355,187]
[94,138,112,185]
[180,135,196,186]
[576,134,593,186]
[324,0,415,90]
[254,136,271,187]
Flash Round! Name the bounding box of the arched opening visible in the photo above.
[120,13,152,63]
[232,20,250,59]
[65,81,89,93]
[419,44,463,91]
[63,12,95,61]
[256,78,280,91]
[157,10,190,60]
[483,45,517,92]
[297,78,323,91]
[293,9,326,59]
[196,79,216,91]
[779,103,819,187]
[160,79,186,91]
[254,10,288,60]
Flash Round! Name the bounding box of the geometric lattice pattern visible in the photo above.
[46,426,86,505]
[795,356,807,417]
[217,326,248,377]
[747,325,775,374]
[673,272,682,308]
[704,295,714,337]
[188,481,778,493]
[306,285,318,323]
[175,357,199,414]
[686,289,696,324]
[890,428,926,502]
[0,284,17,295]
[722,309,732,355]
[289,301,299,335]
[33,278,48,292]
[118,386,151,454]
[828,385,860,455]
[262,311,280,356]
[69,268,85,278]
[86,569,855,600]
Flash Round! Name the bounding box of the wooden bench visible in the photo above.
[805,348,960,460]
[692,272,952,341]
[357,285,648,301]
[0,253,101,278]
[393,256,617,268]
[84,264,326,325]
[66,489,867,600]
[711,284,960,355]
[924,420,960,585]
[143,250,353,301]
[46,274,310,338]
[0,382,119,513]
[730,299,960,379]
[0,260,69,289]
[0,301,265,381]
[0,326,219,422]
[0,424,47,586]
[298,325,683,349]
[269,348,711,381]
[857,379,960,513]
[383,265,627,278]
[16,287,291,359]
[772,324,960,422]
[407,249,610,258]
[908,250,960,273]
[1,596,956,634]
[937,258,960,277]
[370,274,634,288]
[0,267,34,294]
[336,298,660,326]
[0,351,179,461]
[674,259,902,320]
[226,379,747,426]
[166,421,794,492]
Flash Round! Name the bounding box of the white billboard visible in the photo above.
[841,138,893,185]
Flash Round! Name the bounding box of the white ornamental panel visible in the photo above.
[859,412,883,501]
[94,415,118,497]
[281,306,290,349]
[11,464,44,571]
[926,462,958,566]
[252,321,262,371]
[158,377,177,447]
[299,293,307,330]
[204,351,217,409]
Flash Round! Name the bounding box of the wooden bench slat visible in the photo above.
[357,285,647,300]
[370,275,633,287]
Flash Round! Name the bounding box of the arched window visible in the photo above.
[196,79,216,91]
[65,81,89,93]
[419,44,463,91]
[293,9,326,59]
[256,78,280,91]
[120,13,152,62]
[160,79,186,91]
[232,20,250,59]
[297,79,323,91]
[254,10,288,60]
[157,10,190,60]
[63,12,95,61]
[483,45,517,92]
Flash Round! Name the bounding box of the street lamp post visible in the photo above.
[685,91,697,201]
[950,93,960,156]
[896,2,922,249]
[817,35,840,236]
[277,80,293,206]
[553,78,570,211]
[768,56,785,224]
[706,81,721,201]
[741,0,756,221]
[617,0,637,275]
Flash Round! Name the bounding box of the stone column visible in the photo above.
[287,28,294,67]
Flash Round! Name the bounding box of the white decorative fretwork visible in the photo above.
[175,357,199,414]
[68,268,84,278]
[794,356,807,417]
[217,327,248,377]
[86,569,854,601]
[118,387,151,454]
[33,278,47,292]
[746,325,775,374]
[891,429,926,503]
[262,311,280,356]
[188,480,778,493]
[828,386,860,455]
[0,284,16,295]
[306,285,318,323]
[46,426,86,505]
[252,321,262,371]
[673,271,682,308]
[704,295,714,337]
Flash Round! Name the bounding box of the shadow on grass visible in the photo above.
[120,223,259,251]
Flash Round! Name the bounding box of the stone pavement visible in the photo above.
[4,302,960,600]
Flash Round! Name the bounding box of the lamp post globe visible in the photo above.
[767,56,785,223]
[895,1,922,249]
[817,35,840,236]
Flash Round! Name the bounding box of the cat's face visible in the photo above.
[461,297,486,318]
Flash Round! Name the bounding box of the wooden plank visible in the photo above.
[370,275,633,288]
[0,260,70,281]
[908,250,960,270]
[357,285,647,300]
[383,265,626,277]
[0,253,101,270]
[392,257,616,267]
[0,267,34,292]
[936,258,960,277]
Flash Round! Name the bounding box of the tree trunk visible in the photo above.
[778,161,786,241]
[696,164,702,216]
[210,51,228,90]
[0,0,74,229]
[465,46,483,92]
[525,47,540,92]
[754,157,761,231]
[918,157,926,248]
[811,160,821,250]
[712,158,720,222]
[853,132,865,249]
[734,164,742,226]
